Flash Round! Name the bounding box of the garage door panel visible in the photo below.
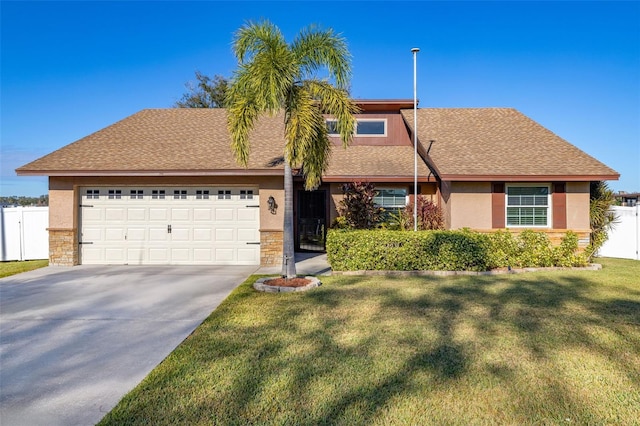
[149,248,169,261]
[80,186,259,265]
[105,228,125,241]
[215,208,234,221]
[194,249,213,261]
[127,228,146,241]
[215,228,234,241]
[237,228,259,242]
[127,248,145,263]
[193,228,212,241]
[171,208,190,221]
[82,208,103,221]
[127,208,146,221]
[237,208,258,221]
[105,248,125,262]
[82,228,102,241]
[215,248,234,262]
[149,228,169,241]
[193,209,212,221]
[171,228,190,241]
[170,248,190,261]
[149,208,168,221]
[105,208,126,221]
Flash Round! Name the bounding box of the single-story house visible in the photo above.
[16,99,619,266]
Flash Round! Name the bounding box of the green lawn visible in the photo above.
[0,259,48,278]
[100,258,640,425]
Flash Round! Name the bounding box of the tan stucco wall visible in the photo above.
[49,177,76,229]
[448,182,492,229]
[566,181,590,230]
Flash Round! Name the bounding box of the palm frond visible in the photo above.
[292,25,351,88]
[305,80,359,146]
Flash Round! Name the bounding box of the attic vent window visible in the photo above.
[326,119,387,137]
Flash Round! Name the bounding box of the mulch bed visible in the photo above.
[263,277,312,288]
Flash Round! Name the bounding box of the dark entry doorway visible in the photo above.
[296,189,327,251]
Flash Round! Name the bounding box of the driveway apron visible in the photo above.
[0,264,256,426]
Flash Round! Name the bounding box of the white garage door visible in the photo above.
[79,187,260,265]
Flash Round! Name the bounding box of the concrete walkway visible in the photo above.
[256,252,331,276]
[0,264,257,426]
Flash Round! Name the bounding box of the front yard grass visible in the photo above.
[99,258,640,425]
[0,259,48,278]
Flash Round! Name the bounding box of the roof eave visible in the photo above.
[440,174,621,182]
[322,175,438,183]
[15,169,285,177]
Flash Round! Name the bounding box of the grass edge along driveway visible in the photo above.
[99,258,640,425]
[0,260,48,278]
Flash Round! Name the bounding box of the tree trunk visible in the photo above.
[282,162,297,278]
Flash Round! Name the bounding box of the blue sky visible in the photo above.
[2,0,638,196]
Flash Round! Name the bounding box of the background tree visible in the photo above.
[227,20,358,278]
[174,71,229,108]
[587,180,618,260]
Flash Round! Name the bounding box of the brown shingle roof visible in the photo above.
[401,108,619,180]
[16,109,286,175]
[16,108,430,180]
[17,107,618,182]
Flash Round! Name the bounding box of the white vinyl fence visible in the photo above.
[0,206,49,261]
[598,206,640,260]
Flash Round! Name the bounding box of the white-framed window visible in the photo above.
[374,188,407,211]
[217,190,231,200]
[108,189,122,199]
[130,189,143,199]
[506,184,551,227]
[327,118,387,137]
[240,190,254,200]
[152,190,165,199]
[173,190,187,199]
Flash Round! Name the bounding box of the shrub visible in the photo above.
[399,196,444,230]
[336,182,383,229]
[327,229,587,272]
[327,229,491,272]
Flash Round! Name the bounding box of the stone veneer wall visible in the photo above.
[260,230,283,266]
[49,229,78,266]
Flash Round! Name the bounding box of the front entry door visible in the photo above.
[296,189,327,251]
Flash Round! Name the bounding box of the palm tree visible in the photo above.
[227,20,358,278]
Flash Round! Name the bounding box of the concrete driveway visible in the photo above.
[0,264,257,426]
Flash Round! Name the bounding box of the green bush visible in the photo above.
[326,229,587,272]
[327,229,491,272]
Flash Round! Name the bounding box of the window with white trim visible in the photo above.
[86,189,100,199]
[173,190,187,199]
[240,190,254,200]
[108,189,122,199]
[130,189,143,199]
[506,185,550,227]
[152,190,165,199]
[196,190,210,199]
[374,188,407,217]
[217,190,231,200]
[327,118,387,136]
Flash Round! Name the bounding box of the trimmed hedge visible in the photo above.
[326,229,587,272]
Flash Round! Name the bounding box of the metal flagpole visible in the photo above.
[411,48,420,231]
